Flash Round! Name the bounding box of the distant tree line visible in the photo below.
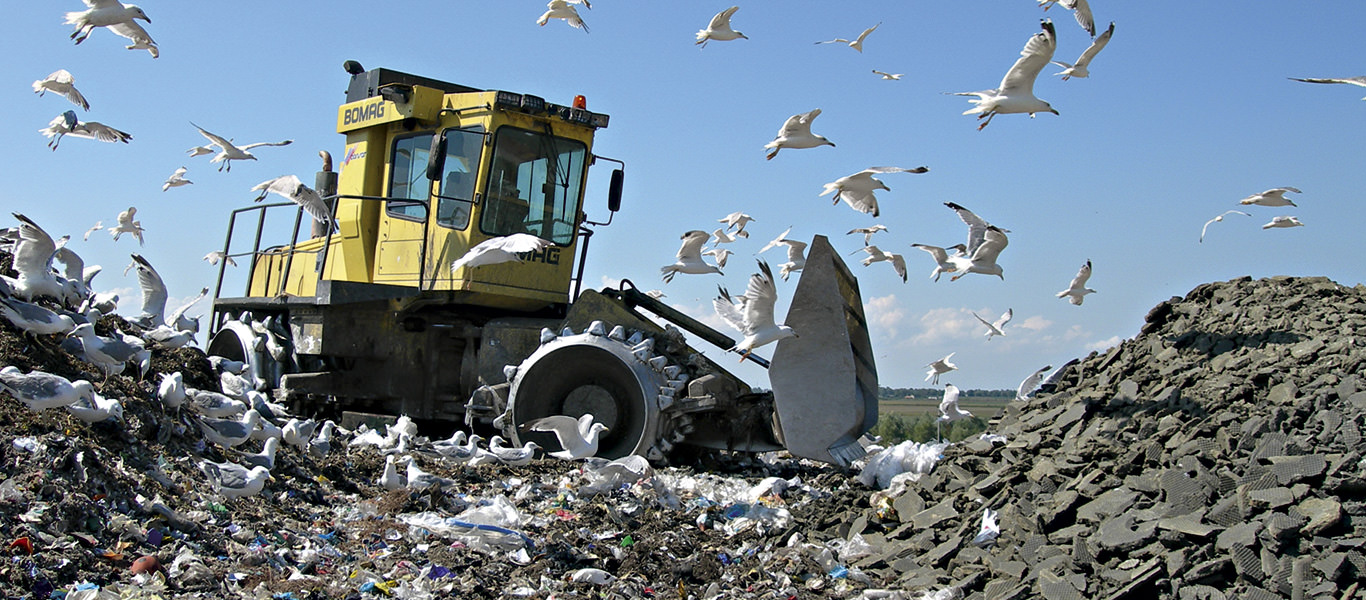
[879,386,1012,399]
[869,413,987,445]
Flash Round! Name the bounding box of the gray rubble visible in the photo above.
[852,276,1365,599]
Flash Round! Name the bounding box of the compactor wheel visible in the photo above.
[206,312,287,391]
[506,321,689,461]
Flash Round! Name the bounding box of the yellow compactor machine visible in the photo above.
[208,62,878,465]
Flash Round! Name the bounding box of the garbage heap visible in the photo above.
[856,276,1365,600]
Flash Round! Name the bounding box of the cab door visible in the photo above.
[374,132,434,286]
[423,127,486,290]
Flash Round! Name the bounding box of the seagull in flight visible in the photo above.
[696,6,747,47]
[40,110,130,150]
[1056,260,1096,305]
[33,70,89,111]
[107,206,144,246]
[203,251,237,267]
[814,22,881,53]
[938,384,973,422]
[1052,22,1114,80]
[1199,210,1251,243]
[713,260,796,362]
[952,19,1058,130]
[451,233,553,272]
[757,227,793,255]
[943,202,1009,281]
[65,0,158,57]
[856,246,907,282]
[162,166,192,191]
[847,225,888,246]
[1016,364,1053,401]
[125,253,167,326]
[1239,187,1301,207]
[773,239,807,281]
[717,211,755,237]
[190,123,293,172]
[1038,0,1095,37]
[252,175,333,230]
[925,353,957,384]
[703,247,733,269]
[536,0,589,32]
[1262,215,1304,230]
[973,308,1012,340]
[1289,76,1366,100]
[661,230,722,283]
[910,243,968,282]
[764,109,834,160]
[820,166,928,217]
[872,70,903,81]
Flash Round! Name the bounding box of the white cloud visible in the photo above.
[864,294,905,338]
[1015,315,1053,332]
[1085,335,1124,352]
[910,307,977,345]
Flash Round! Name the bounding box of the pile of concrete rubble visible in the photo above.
[854,276,1364,600]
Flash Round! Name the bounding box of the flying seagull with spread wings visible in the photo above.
[661,230,722,283]
[764,109,834,160]
[943,202,1009,280]
[1052,22,1114,80]
[814,22,881,53]
[713,261,796,362]
[1289,76,1366,100]
[190,123,293,172]
[696,6,747,47]
[952,20,1059,130]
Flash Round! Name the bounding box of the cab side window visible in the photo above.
[386,133,432,221]
[436,128,484,230]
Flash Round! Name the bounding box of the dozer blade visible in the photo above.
[769,234,878,467]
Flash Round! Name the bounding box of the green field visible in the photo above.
[878,395,1011,419]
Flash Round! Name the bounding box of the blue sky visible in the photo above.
[4,2,1363,391]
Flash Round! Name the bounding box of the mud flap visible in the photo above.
[768,235,878,467]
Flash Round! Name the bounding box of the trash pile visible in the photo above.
[3,236,1364,600]
[853,276,1365,600]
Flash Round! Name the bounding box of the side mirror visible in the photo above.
[425,132,447,183]
[607,169,624,213]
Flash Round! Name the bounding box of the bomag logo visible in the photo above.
[518,247,562,266]
[342,100,387,126]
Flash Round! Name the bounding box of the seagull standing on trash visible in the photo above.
[952,20,1059,130]
[925,353,957,384]
[199,460,272,500]
[65,392,123,424]
[527,414,610,460]
[378,455,404,490]
[696,6,747,48]
[1056,260,1096,305]
[486,437,540,466]
[1,296,77,337]
[197,410,263,449]
[661,230,722,283]
[713,261,797,362]
[0,366,95,411]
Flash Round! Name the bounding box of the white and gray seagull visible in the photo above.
[124,253,166,327]
[32,70,90,110]
[910,243,968,282]
[1239,187,1301,208]
[40,110,130,150]
[198,460,271,500]
[0,366,95,411]
[1052,21,1114,80]
[696,6,747,48]
[162,167,192,191]
[451,233,553,272]
[925,353,957,384]
[943,202,1010,281]
[938,383,973,422]
[107,206,144,245]
[764,109,834,160]
[972,308,1013,340]
[872,70,903,81]
[190,123,292,172]
[661,230,722,283]
[1056,260,1096,305]
[536,0,589,32]
[526,413,610,460]
[952,19,1058,130]
[814,22,881,53]
[1038,0,1095,37]
[1016,364,1053,401]
[856,246,907,283]
[252,175,334,230]
[713,260,797,362]
[1289,76,1366,100]
[717,211,755,238]
[1262,215,1305,230]
[1200,210,1252,243]
[820,166,928,218]
[5,214,65,303]
[65,0,158,57]
[847,225,889,246]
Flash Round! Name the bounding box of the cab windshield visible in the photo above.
[481,126,586,245]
